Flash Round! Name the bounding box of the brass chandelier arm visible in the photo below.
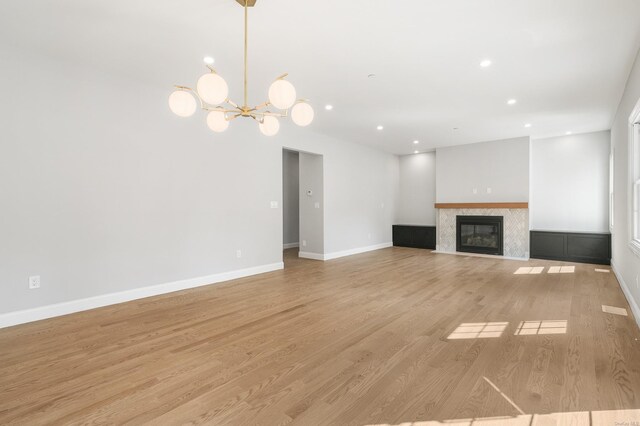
[254,110,288,118]
[174,85,206,109]
[202,106,242,114]
[248,101,271,112]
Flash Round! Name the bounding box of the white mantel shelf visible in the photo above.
[435,202,529,209]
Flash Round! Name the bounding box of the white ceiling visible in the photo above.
[2,0,640,154]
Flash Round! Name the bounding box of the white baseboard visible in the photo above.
[298,251,325,261]
[283,242,300,249]
[0,262,284,329]
[611,260,640,329]
[299,242,393,261]
[431,250,529,262]
[324,242,393,260]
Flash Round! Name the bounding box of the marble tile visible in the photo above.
[437,209,529,258]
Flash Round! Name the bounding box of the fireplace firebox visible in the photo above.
[456,216,504,255]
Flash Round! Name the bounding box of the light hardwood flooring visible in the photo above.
[0,248,639,425]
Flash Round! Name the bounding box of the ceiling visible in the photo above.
[2,0,640,154]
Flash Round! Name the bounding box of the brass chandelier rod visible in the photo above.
[243,0,249,109]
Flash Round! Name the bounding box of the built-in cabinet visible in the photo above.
[392,225,436,249]
[529,230,611,265]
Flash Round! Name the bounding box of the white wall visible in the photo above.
[530,131,610,232]
[397,152,436,225]
[611,47,640,321]
[282,150,299,246]
[435,137,530,203]
[0,45,398,317]
[299,153,324,255]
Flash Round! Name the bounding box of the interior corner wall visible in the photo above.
[282,150,299,246]
[530,131,610,232]
[397,152,436,225]
[435,137,530,203]
[611,46,640,319]
[299,152,324,254]
[0,44,399,317]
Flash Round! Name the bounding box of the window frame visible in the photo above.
[628,98,640,257]
[610,149,614,232]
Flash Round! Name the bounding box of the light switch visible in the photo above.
[270,201,278,209]
[314,202,320,209]
[473,188,478,194]
[486,187,492,194]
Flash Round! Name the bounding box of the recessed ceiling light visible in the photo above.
[480,59,492,68]
[507,99,517,105]
[413,140,419,144]
[377,125,384,130]
[414,150,419,154]
[566,131,573,135]
[325,105,333,111]
[203,56,215,65]
[524,123,532,128]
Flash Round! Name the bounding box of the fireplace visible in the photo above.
[456,216,504,255]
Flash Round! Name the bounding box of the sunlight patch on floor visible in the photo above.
[448,322,508,340]
[365,408,640,425]
[602,305,628,316]
[514,267,544,275]
[548,266,575,274]
[514,320,567,335]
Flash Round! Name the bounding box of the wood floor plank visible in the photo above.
[1,248,639,425]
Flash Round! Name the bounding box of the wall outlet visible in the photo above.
[487,187,492,194]
[473,188,478,194]
[270,201,278,209]
[302,240,307,247]
[381,203,385,209]
[236,250,242,258]
[29,275,40,289]
[368,233,372,240]
[314,202,320,209]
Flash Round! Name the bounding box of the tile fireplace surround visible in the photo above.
[436,208,529,259]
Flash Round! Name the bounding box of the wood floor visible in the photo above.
[1,248,639,425]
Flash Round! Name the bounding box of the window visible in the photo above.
[630,98,640,256]
[609,150,614,231]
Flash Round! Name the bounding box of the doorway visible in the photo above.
[282,149,300,262]
[282,148,324,267]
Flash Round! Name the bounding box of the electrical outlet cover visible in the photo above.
[29,275,40,289]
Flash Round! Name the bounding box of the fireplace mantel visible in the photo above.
[435,202,528,209]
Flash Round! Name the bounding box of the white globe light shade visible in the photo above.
[197,73,229,105]
[291,102,314,127]
[259,116,280,136]
[206,110,229,133]
[268,79,297,110]
[168,90,197,117]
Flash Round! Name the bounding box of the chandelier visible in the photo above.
[168,0,314,136]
